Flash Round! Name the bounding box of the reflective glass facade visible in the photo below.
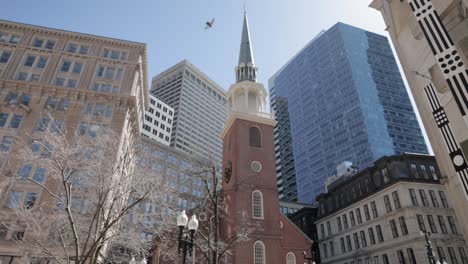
[269,23,428,203]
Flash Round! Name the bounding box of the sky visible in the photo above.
[1,0,433,152]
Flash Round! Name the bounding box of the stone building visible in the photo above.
[369,0,468,243]
[316,154,468,264]
[0,19,147,262]
[219,11,312,264]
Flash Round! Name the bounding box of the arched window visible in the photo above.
[249,127,262,148]
[286,252,296,264]
[253,241,265,264]
[252,190,263,219]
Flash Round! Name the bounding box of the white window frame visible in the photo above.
[286,252,296,264]
[252,190,264,219]
[65,42,90,55]
[0,31,22,44]
[31,36,57,50]
[253,241,266,264]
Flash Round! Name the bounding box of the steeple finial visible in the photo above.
[236,9,257,83]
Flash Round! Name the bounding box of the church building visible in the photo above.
[220,11,313,264]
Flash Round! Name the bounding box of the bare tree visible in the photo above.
[161,159,261,264]
[0,115,173,264]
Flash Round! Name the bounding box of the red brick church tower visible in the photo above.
[220,11,312,264]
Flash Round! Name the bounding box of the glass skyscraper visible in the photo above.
[269,22,428,203]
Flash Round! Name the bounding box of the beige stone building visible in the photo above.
[0,19,148,262]
[316,154,468,264]
[369,0,468,243]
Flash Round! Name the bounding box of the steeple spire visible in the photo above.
[236,10,257,83]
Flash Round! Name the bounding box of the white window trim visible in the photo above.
[253,240,266,264]
[286,252,296,264]
[252,190,264,219]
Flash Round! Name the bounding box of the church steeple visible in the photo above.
[236,12,257,83]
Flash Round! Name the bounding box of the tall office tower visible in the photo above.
[0,20,147,261]
[151,60,228,163]
[269,22,428,203]
[142,93,174,146]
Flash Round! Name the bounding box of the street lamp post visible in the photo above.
[421,230,436,264]
[176,210,199,264]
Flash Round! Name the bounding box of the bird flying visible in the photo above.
[205,18,215,29]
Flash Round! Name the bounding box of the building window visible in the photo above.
[410,163,419,178]
[417,214,426,231]
[356,208,362,224]
[6,191,22,208]
[390,219,399,238]
[353,233,360,249]
[320,224,325,239]
[427,215,438,233]
[368,227,376,245]
[0,31,21,44]
[458,248,468,264]
[374,256,380,264]
[102,48,128,61]
[407,248,416,264]
[329,241,335,256]
[326,221,331,236]
[340,237,346,253]
[253,241,265,264]
[420,165,429,179]
[360,230,367,247]
[346,235,352,251]
[419,190,429,207]
[322,243,328,258]
[382,254,389,264]
[392,191,401,209]
[0,50,12,64]
[9,114,22,129]
[439,191,449,208]
[429,165,438,180]
[448,247,460,264]
[376,225,384,242]
[249,127,262,148]
[286,252,296,264]
[252,191,263,219]
[397,250,406,264]
[438,215,448,234]
[364,204,370,221]
[409,189,419,206]
[65,42,89,55]
[381,167,390,183]
[0,136,14,152]
[399,216,408,235]
[437,247,447,262]
[429,190,439,207]
[448,216,458,234]
[19,164,46,183]
[371,201,378,218]
[32,37,56,49]
[343,214,349,229]
[384,195,392,213]
[337,217,342,232]
[23,54,48,68]
[350,211,356,226]
[96,65,123,81]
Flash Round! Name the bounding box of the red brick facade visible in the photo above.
[221,116,312,263]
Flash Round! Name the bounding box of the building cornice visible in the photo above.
[0,19,146,48]
[221,111,276,139]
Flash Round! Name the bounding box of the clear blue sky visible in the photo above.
[3,0,388,89]
[2,0,433,152]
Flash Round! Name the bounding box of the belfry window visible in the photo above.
[252,190,264,219]
[249,127,261,148]
[254,241,265,264]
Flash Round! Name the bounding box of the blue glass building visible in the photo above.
[269,23,428,203]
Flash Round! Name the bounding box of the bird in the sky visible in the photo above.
[205,18,215,29]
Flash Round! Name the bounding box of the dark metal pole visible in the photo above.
[424,231,435,264]
[182,239,188,264]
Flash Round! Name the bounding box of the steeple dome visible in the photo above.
[236,12,258,83]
